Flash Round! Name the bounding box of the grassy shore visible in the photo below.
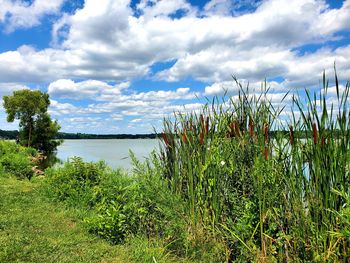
[0,176,191,263]
[0,176,124,262]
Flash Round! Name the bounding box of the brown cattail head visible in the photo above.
[249,116,254,137]
[264,146,268,161]
[289,125,294,145]
[162,132,170,147]
[230,121,235,137]
[183,129,188,144]
[235,120,240,137]
[264,123,269,145]
[199,132,204,145]
[205,117,209,134]
[200,114,204,129]
[312,122,317,145]
[321,136,325,147]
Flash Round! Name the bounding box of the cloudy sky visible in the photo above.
[0,0,349,134]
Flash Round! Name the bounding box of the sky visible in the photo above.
[0,0,349,134]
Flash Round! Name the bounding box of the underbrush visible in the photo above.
[43,155,225,261]
[0,140,37,179]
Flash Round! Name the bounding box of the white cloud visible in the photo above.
[0,0,65,32]
[48,79,130,100]
[0,0,348,86]
[0,82,29,97]
[0,0,350,133]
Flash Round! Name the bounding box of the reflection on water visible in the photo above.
[54,139,159,170]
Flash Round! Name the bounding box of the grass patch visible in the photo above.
[0,176,124,263]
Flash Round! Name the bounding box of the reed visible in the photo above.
[158,70,350,261]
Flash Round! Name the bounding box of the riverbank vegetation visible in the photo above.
[1,72,349,262]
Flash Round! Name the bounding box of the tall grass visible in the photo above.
[159,71,350,261]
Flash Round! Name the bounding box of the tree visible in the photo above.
[3,89,61,153]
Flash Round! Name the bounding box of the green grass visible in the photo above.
[0,175,195,263]
[0,176,125,263]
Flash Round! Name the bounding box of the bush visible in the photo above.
[0,140,37,179]
[44,157,109,207]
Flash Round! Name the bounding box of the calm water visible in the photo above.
[56,139,160,170]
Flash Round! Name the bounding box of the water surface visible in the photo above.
[56,139,159,170]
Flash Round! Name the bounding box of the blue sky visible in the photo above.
[0,0,349,134]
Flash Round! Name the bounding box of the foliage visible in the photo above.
[0,140,37,179]
[158,71,350,261]
[3,89,61,153]
[43,154,225,261]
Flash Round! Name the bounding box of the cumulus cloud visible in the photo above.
[0,0,349,133]
[0,0,348,86]
[0,0,65,32]
[0,82,29,97]
[48,79,130,100]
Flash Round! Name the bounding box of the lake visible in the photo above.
[56,139,160,170]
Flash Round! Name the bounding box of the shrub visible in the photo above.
[0,141,37,179]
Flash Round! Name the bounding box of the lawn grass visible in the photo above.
[0,176,124,263]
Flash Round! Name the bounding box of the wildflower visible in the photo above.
[220,160,226,166]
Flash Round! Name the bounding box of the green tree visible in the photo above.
[3,89,61,153]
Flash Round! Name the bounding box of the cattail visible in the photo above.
[230,121,235,137]
[205,117,209,134]
[235,120,240,137]
[264,123,269,145]
[312,122,317,145]
[289,125,294,145]
[199,132,204,145]
[321,136,326,147]
[200,114,204,130]
[183,129,188,144]
[162,132,170,147]
[264,146,268,161]
[249,116,254,137]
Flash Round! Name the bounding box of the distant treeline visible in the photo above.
[56,132,157,139]
[0,129,157,140]
[0,129,18,139]
[1,128,344,140]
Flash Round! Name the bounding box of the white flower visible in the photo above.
[220,161,225,166]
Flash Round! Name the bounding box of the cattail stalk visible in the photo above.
[183,129,188,144]
[289,125,294,145]
[235,120,240,137]
[249,116,254,137]
[162,132,170,147]
[199,132,204,145]
[312,122,317,145]
[230,121,235,137]
[205,117,209,134]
